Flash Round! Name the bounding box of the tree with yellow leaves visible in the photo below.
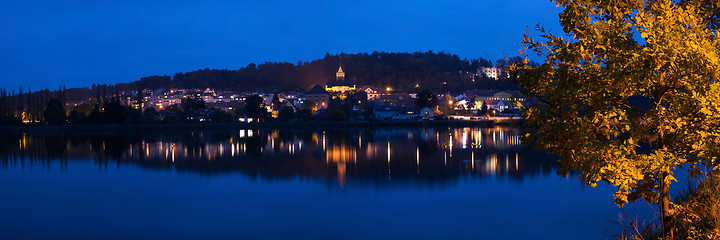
[512,0,720,238]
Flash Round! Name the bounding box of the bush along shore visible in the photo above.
[616,174,720,240]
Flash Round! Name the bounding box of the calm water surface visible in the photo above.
[0,127,652,239]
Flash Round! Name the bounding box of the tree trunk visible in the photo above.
[661,172,674,239]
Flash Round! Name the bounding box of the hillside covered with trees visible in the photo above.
[113,51,524,94]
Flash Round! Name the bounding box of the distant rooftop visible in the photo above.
[307,84,329,95]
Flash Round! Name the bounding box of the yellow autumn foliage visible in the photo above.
[512,0,720,238]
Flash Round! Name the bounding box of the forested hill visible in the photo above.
[113,51,523,93]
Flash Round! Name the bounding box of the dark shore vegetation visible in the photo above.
[615,175,720,240]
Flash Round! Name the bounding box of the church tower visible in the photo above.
[325,59,356,94]
[336,66,345,81]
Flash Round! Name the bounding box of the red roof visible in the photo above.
[484,100,501,105]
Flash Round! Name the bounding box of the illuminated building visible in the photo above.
[479,67,503,79]
[358,85,391,100]
[306,84,329,109]
[325,65,356,93]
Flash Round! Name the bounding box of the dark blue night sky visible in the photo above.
[1,0,561,90]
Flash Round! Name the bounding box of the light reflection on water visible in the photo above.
[1,127,556,188]
[0,127,659,239]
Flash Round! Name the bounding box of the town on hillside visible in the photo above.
[0,64,525,124]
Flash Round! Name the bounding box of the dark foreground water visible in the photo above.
[0,127,653,239]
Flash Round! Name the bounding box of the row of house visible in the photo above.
[449,90,525,111]
[116,87,522,119]
[94,63,527,121]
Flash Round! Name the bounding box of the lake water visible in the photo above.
[0,127,654,239]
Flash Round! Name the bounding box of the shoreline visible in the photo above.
[1,119,524,135]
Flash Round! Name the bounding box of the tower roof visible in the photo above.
[307,84,329,95]
[336,65,345,79]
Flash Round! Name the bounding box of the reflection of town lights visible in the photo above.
[471,151,476,170]
[416,147,419,166]
[505,154,509,173]
[448,134,453,157]
[485,153,498,175]
[462,131,467,149]
[326,145,357,188]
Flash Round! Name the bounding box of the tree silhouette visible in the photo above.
[271,94,281,112]
[244,94,266,120]
[415,89,439,109]
[43,99,66,125]
[103,97,124,124]
[277,106,294,122]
